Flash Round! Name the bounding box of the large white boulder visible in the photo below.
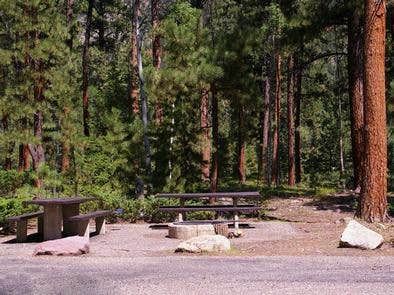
[175,235,231,253]
[34,236,89,256]
[340,220,384,250]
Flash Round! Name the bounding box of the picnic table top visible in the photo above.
[155,191,261,199]
[24,196,96,206]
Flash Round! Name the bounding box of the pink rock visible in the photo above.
[34,236,89,256]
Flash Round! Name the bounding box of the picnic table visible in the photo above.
[156,191,261,230]
[24,197,95,241]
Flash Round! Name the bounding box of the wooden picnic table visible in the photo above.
[156,191,261,230]
[24,197,95,241]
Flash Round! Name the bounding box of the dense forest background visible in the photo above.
[0,0,393,223]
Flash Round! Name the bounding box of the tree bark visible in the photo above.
[130,0,140,114]
[294,58,302,184]
[237,104,246,184]
[357,0,388,222]
[260,64,271,185]
[200,88,210,181]
[210,84,219,192]
[82,0,94,137]
[18,144,30,172]
[61,0,75,172]
[65,0,74,48]
[2,116,13,170]
[348,8,364,190]
[151,0,163,124]
[138,4,152,174]
[287,56,295,187]
[271,54,281,186]
[28,111,45,188]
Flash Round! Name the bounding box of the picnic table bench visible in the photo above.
[7,211,44,242]
[156,191,261,230]
[7,197,112,242]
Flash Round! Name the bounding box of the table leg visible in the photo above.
[43,204,62,241]
[62,204,80,236]
[178,199,185,222]
[234,213,239,231]
[233,197,239,231]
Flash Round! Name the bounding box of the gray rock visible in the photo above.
[34,236,89,256]
[340,220,384,250]
[168,223,215,239]
[175,235,231,253]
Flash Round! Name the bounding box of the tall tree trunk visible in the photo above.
[287,56,295,187]
[151,0,163,124]
[201,88,210,181]
[65,0,74,48]
[28,111,45,188]
[130,0,140,114]
[210,85,219,192]
[294,59,302,184]
[357,0,388,222]
[138,4,152,174]
[82,0,94,137]
[61,0,75,172]
[18,144,30,172]
[260,63,271,185]
[2,116,12,170]
[271,54,281,186]
[237,104,246,184]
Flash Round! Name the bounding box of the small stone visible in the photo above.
[175,235,231,253]
[34,236,89,256]
[377,223,386,230]
[340,220,384,250]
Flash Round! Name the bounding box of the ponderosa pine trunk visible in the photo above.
[18,144,30,172]
[201,88,210,181]
[357,0,388,222]
[28,111,45,188]
[61,0,75,172]
[210,85,219,192]
[287,56,295,187]
[260,63,271,185]
[237,104,246,184]
[152,0,163,124]
[347,8,364,191]
[294,59,302,184]
[130,0,140,114]
[82,0,94,137]
[271,54,281,186]
[2,116,12,170]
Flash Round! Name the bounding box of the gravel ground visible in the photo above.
[0,255,393,294]
[1,195,393,294]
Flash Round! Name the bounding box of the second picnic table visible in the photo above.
[156,191,261,230]
[24,197,95,241]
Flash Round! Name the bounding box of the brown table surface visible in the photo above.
[155,191,261,199]
[24,197,96,206]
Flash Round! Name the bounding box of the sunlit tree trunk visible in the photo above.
[151,0,163,124]
[2,116,13,170]
[201,88,210,181]
[130,0,140,114]
[61,0,75,172]
[271,54,281,186]
[28,111,45,188]
[357,0,388,222]
[259,62,271,185]
[348,8,364,190]
[237,104,246,184]
[294,58,302,184]
[210,85,219,192]
[287,56,295,187]
[18,144,30,172]
[82,0,94,137]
